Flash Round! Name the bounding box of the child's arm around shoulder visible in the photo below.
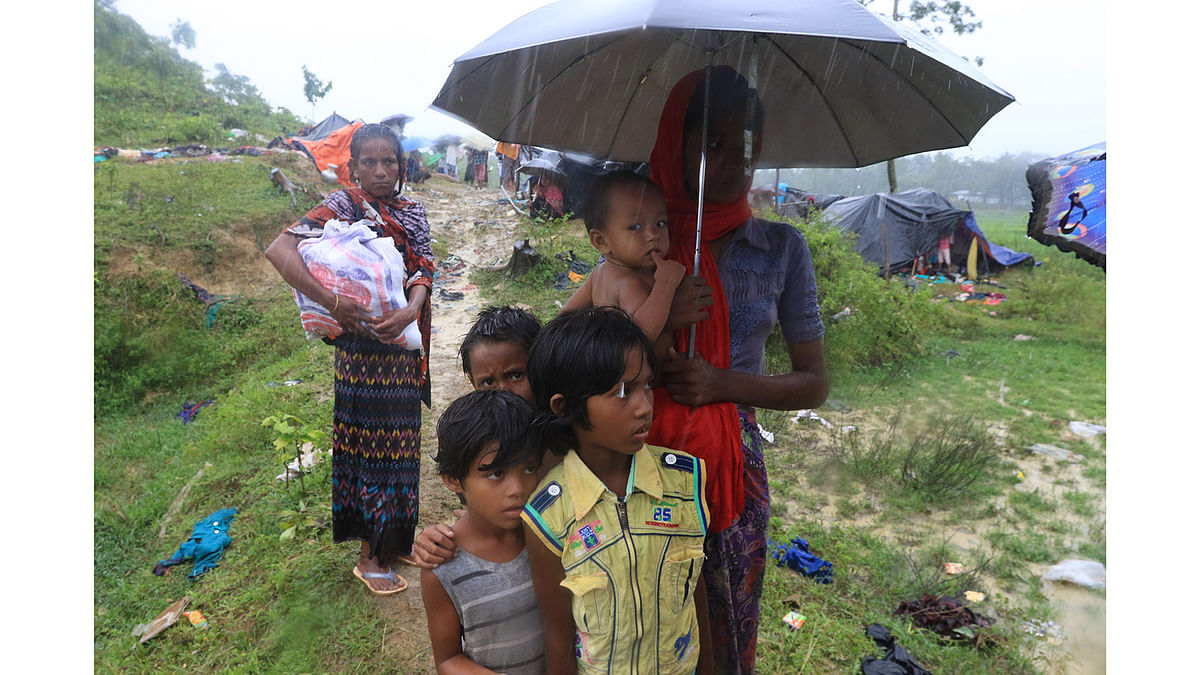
[623,252,686,340]
[523,520,576,674]
[420,567,501,674]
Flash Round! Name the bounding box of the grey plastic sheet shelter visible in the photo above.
[296,112,352,141]
[431,0,1014,169]
[822,188,1032,272]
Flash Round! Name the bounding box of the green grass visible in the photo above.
[95,2,305,147]
[93,341,383,672]
[469,214,597,322]
[757,524,1039,674]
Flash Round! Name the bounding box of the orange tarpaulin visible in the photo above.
[294,120,364,188]
[496,141,520,160]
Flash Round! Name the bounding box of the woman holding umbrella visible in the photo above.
[648,66,829,674]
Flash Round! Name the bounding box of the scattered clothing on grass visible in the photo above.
[176,400,214,424]
[860,623,933,675]
[153,508,237,580]
[769,536,833,583]
[894,594,994,640]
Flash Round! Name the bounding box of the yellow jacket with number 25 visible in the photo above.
[521,444,710,675]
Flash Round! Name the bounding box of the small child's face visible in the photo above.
[575,346,654,456]
[444,442,541,531]
[589,183,670,271]
[467,342,534,406]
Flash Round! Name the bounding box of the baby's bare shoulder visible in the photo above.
[592,263,652,310]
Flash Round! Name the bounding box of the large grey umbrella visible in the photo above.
[434,0,1012,353]
[431,0,1013,169]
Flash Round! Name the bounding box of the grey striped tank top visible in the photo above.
[430,547,545,674]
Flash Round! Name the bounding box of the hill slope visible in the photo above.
[93,0,303,147]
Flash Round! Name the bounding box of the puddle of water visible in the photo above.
[1040,581,1106,674]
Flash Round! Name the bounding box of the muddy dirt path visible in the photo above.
[368,176,527,673]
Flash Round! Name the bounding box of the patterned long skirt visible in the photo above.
[330,333,422,564]
[702,407,769,675]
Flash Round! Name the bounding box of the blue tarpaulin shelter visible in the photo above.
[1026,142,1106,270]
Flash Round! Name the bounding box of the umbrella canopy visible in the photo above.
[517,153,568,178]
[432,0,1013,168]
[1025,142,1106,270]
[402,136,437,151]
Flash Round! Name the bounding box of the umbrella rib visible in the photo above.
[762,35,863,167]
[601,37,678,160]
[843,39,974,147]
[767,35,979,161]
[496,33,633,144]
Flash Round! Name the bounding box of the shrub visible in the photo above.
[94,270,222,414]
[829,411,1001,505]
[1001,257,1105,330]
[784,213,940,370]
[899,415,1001,502]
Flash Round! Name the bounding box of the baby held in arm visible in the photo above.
[561,170,686,342]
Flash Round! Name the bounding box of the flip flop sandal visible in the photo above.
[396,554,421,567]
[352,566,408,595]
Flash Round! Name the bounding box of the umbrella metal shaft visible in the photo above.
[688,66,713,359]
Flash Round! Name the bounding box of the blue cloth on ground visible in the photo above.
[770,536,834,584]
[176,400,214,424]
[153,508,237,580]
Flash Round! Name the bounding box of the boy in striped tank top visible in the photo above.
[421,389,546,674]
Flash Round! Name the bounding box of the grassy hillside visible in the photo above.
[94,0,304,147]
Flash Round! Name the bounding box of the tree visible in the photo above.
[302,65,333,123]
[170,19,195,50]
[861,1,983,193]
[212,63,257,105]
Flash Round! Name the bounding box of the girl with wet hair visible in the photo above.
[646,66,830,673]
[265,122,434,595]
[521,307,714,674]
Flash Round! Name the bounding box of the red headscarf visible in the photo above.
[647,66,752,533]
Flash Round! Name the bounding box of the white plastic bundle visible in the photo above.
[292,219,422,350]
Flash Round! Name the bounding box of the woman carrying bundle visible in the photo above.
[265,123,433,595]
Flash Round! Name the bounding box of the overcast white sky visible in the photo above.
[110,0,1105,161]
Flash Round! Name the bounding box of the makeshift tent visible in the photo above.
[821,188,1032,276]
[296,112,352,141]
[749,186,844,219]
[1025,142,1106,270]
[402,137,437,152]
[517,147,646,218]
[289,113,412,189]
[291,120,363,188]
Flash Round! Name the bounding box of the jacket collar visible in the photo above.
[562,445,664,523]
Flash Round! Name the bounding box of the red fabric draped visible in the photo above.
[647,66,750,533]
